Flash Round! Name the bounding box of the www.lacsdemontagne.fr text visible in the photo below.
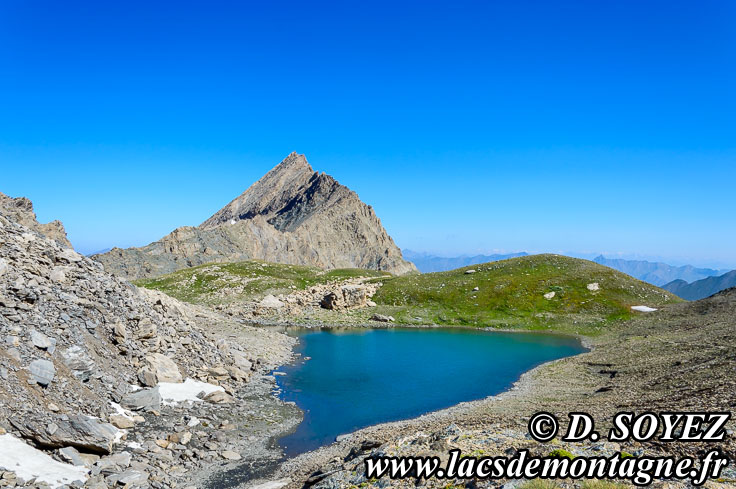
[365,448,728,486]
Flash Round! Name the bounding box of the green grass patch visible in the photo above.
[134,259,389,305]
[135,254,681,336]
[369,254,681,334]
[548,448,575,459]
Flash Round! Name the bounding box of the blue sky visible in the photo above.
[1,1,734,268]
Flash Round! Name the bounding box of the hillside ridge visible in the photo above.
[134,253,682,334]
[369,253,682,333]
[403,249,529,273]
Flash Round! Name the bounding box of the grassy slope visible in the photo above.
[134,260,390,305]
[369,254,682,334]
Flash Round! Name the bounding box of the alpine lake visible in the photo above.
[273,326,585,455]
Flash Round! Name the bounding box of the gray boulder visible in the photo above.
[28,359,55,386]
[106,469,148,486]
[61,345,96,382]
[341,285,367,308]
[144,353,182,383]
[121,386,161,411]
[259,294,284,309]
[58,446,100,467]
[10,415,119,454]
[30,330,56,353]
[370,313,395,323]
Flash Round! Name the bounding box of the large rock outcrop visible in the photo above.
[0,192,72,248]
[93,153,416,279]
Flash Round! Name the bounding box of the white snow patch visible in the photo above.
[631,305,657,312]
[113,429,125,444]
[110,402,134,420]
[0,434,88,488]
[158,378,224,405]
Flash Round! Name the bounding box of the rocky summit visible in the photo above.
[94,152,416,280]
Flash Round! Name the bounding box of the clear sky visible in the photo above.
[1,1,734,268]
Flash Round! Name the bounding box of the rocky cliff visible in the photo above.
[94,152,416,280]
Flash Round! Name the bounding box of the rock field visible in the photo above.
[0,195,298,488]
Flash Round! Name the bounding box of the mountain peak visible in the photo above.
[95,153,417,278]
[200,152,316,229]
[267,151,314,180]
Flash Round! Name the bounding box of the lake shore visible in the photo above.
[240,291,736,489]
[272,326,584,457]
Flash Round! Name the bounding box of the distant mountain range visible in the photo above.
[402,250,528,273]
[591,255,728,287]
[662,270,736,301]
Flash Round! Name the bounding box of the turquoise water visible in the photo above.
[274,327,584,456]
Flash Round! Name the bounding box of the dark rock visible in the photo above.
[370,313,394,323]
[320,292,339,310]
